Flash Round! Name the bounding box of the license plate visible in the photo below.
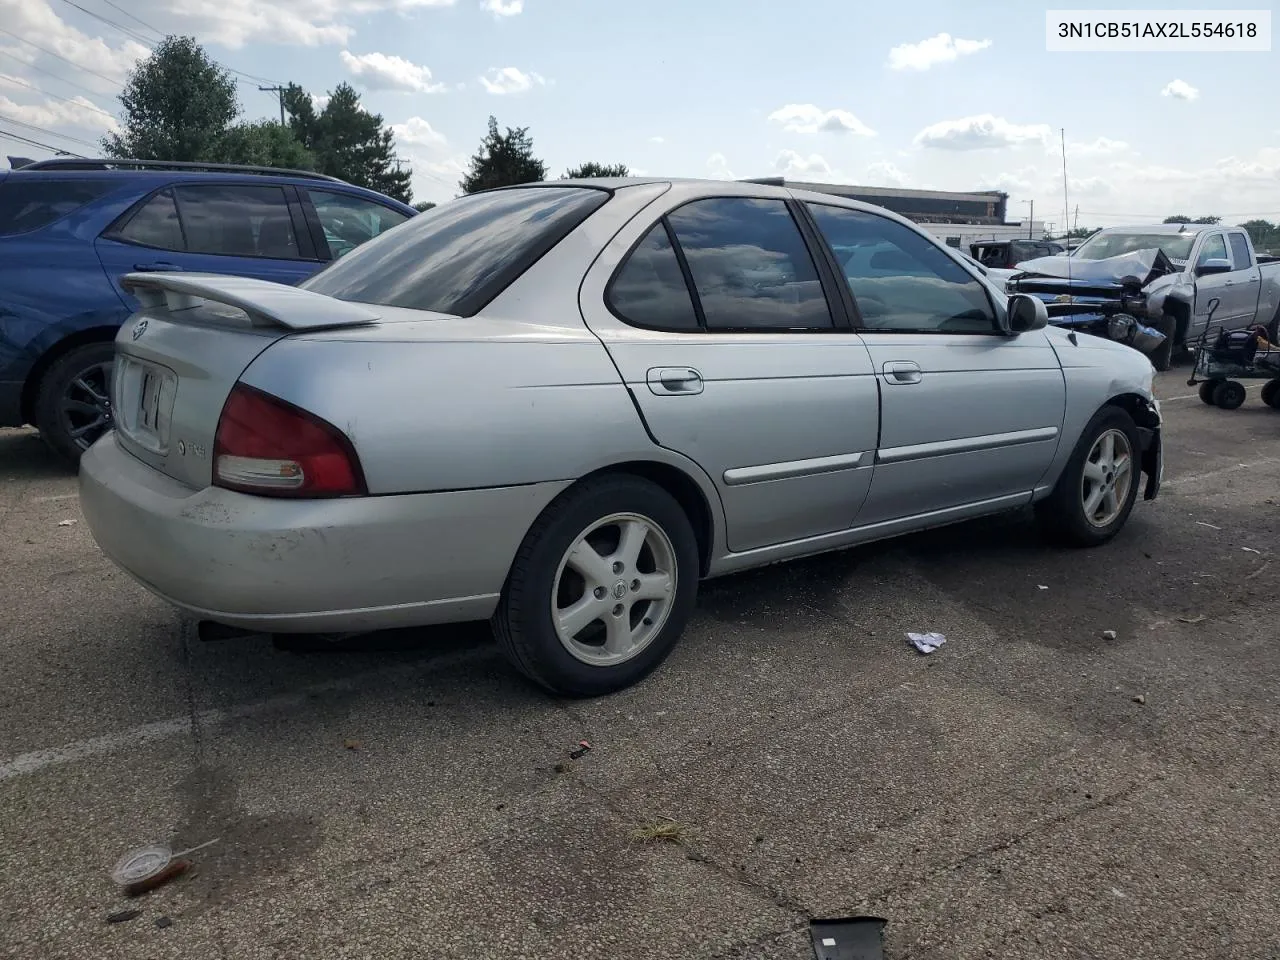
[115,356,176,453]
[139,370,162,431]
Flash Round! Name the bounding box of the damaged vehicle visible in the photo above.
[1007,223,1280,371]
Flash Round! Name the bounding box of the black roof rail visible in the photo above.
[738,176,786,186]
[18,157,345,183]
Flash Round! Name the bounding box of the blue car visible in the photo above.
[0,158,416,461]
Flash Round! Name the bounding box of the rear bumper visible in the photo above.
[79,432,570,632]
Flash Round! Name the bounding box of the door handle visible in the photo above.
[647,367,704,396]
[882,360,922,385]
[132,262,184,272]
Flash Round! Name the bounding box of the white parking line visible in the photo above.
[31,493,78,502]
[0,646,489,782]
[1162,382,1265,402]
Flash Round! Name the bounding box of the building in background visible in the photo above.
[745,178,1046,248]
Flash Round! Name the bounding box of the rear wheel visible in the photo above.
[492,475,700,697]
[1198,380,1221,405]
[34,341,115,464]
[1261,379,1280,410]
[1213,380,1247,410]
[1036,406,1141,547]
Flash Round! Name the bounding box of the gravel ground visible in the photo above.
[1,367,1277,959]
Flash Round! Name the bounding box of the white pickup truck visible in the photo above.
[1009,223,1280,370]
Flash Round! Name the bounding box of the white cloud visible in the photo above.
[1161,79,1199,101]
[481,0,523,16]
[339,50,445,93]
[1067,137,1130,156]
[391,116,447,147]
[914,114,1051,151]
[649,135,665,144]
[311,93,331,111]
[767,103,875,136]
[706,152,735,180]
[0,0,147,84]
[478,67,545,94]
[0,92,118,131]
[865,160,910,187]
[888,33,991,71]
[774,149,832,178]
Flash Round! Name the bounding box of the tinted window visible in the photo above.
[1228,232,1253,269]
[1196,233,1228,267]
[607,223,699,330]
[305,188,410,259]
[665,197,831,330]
[302,187,608,316]
[114,189,184,250]
[0,178,114,237]
[807,203,997,334]
[174,184,299,259]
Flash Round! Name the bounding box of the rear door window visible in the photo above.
[0,178,115,236]
[173,184,301,259]
[111,189,185,250]
[1228,232,1253,270]
[304,188,410,259]
[302,186,608,316]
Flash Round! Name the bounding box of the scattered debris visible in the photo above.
[553,761,573,775]
[105,909,141,925]
[1177,614,1206,624]
[1195,521,1222,530]
[1245,561,1272,582]
[56,519,76,527]
[809,916,888,960]
[906,632,946,655]
[632,820,685,845]
[112,839,219,897]
[1101,630,1118,640]
[154,916,173,930]
[1133,694,1147,705]
[1242,546,1262,554]
[1037,584,1049,590]
[569,739,592,760]
[343,738,362,751]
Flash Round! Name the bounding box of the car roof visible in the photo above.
[1096,223,1221,235]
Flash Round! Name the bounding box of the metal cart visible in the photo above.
[1186,298,1280,410]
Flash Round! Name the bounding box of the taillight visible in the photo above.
[213,383,366,497]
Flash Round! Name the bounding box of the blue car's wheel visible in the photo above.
[34,341,115,464]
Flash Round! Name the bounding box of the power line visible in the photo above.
[1,74,116,121]
[96,0,164,40]
[0,113,100,148]
[0,126,84,156]
[0,49,115,100]
[0,27,125,87]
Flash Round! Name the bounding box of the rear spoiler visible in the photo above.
[120,272,380,331]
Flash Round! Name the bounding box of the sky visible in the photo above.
[0,0,1277,229]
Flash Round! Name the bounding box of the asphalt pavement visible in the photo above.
[1,367,1278,959]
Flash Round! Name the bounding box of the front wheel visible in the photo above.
[34,341,116,464]
[1212,380,1247,410]
[1036,406,1142,547]
[492,475,700,697]
[1149,314,1177,372]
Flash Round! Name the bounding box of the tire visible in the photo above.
[1212,380,1247,410]
[492,474,700,697]
[34,341,116,464]
[1036,406,1142,547]
[1198,380,1220,405]
[1261,379,1280,410]
[1149,314,1177,372]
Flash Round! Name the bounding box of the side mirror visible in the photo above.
[1006,293,1048,334]
[1196,258,1232,276]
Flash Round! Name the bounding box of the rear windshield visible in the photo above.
[301,186,610,316]
[0,178,115,237]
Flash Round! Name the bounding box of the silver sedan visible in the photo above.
[79,178,1163,696]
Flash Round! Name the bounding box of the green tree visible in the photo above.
[459,116,547,194]
[562,161,629,179]
[1163,215,1191,224]
[209,121,314,169]
[103,36,238,161]
[412,200,437,212]
[1192,215,1221,224]
[283,82,413,203]
[1241,219,1280,255]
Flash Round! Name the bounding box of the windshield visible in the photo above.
[302,186,609,316]
[1073,231,1196,262]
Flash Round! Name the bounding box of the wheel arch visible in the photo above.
[20,326,119,426]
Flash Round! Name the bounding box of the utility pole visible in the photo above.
[1073,204,1079,235]
[1021,199,1034,238]
[259,85,286,126]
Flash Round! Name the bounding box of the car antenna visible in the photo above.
[1061,127,1071,287]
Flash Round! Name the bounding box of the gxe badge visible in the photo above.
[132,319,149,340]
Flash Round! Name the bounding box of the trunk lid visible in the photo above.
[110,272,379,489]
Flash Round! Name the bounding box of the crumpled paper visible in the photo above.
[906,632,947,654]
